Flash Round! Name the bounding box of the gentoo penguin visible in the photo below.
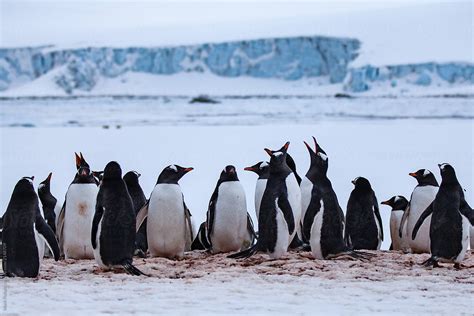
[123,171,147,257]
[412,163,474,268]
[38,173,58,234]
[381,196,409,251]
[400,169,438,253]
[206,165,256,254]
[57,152,98,259]
[191,222,211,250]
[92,161,146,275]
[92,171,104,186]
[135,165,194,259]
[244,161,269,220]
[345,177,383,250]
[2,177,60,277]
[229,142,299,259]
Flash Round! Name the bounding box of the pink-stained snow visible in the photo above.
[3,251,473,314]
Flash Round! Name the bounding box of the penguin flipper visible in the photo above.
[122,262,149,276]
[459,195,474,225]
[389,243,393,251]
[373,196,384,241]
[56,200,66,256]
[412,202,433,240]
[35,210,60,261]
[228,244,258,259]
[302,197,321,243]
[183,199,194,251]
[206,186,219,246]
[135,201,149,233]
[91,197,104,249]
[277,195,295,235]
[399,203,410,238]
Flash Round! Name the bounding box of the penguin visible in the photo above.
[135,165,194,259]
[206,165,255,254]
[345,177,383,250]
[244,161,269,220]
[92,161,146,275]
[123,171,148,257]
[57,152,98,259]
[381,196,409,251]
[229,142,300,259]
[471,226,474,250]
[399,169,438,253]
[38,173,58,234]
[412,163,474,268]
[2,177,60,277]
[191,222,211,250]
[92,171,104,186]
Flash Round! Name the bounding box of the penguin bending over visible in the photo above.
[400,169,438,253]
[92,161,146,275]
[57,153,98,259]
[229,142,299,259]
[381,196,409,251]
[135,165,194,259]
[2,177,60,277]
[345,177,383,250]
[412,163,474,268]
[123,171,148,257]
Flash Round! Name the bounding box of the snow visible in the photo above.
[2,1,472,66]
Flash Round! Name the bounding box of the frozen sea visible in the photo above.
[0,96,473,315]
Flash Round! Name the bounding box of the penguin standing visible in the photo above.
[91,161,145,275]
[400,169,438,253]
[412,163,474,268]
[38,173,59,234]
[57,153,98,259]
[135,165,194,259]
[229,142,299,259]
[381,196,409,251]
[206,165,256,253]
[2,177,60,277]
[345,177,383,250]
[244,161,269,220]
[123,171,148,257]
[191,222,211,250]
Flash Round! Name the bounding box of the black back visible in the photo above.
[257,142,296,253]
[381,195,409,211]
[301,138,347,257]
[91,161,135,266]
[3,177,59,277]
[38,173,57,234]
[346,177,383,250]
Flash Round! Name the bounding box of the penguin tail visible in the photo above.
[227,244,258,259]
[122,262,149,276]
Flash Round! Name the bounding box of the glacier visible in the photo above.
[0,35,472,94]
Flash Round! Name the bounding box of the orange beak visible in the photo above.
[381,200,390,205]
[264,148,272,156]
[47,172,52,182]
[244,166,255,171]
[409,172,417,178]
[183,167,194,173]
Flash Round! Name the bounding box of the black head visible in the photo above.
[264,142,291,173]
[75,152,91,178]
[409,169,438,187]
[244,161,269,179]
[123,170,141,185]
[157,165,193,184]
[38,172,52,194]
[438,163,458,184]
[103,161,122,180]
[12,176,36,200]
[381,195,408,211]
[219,165,239,182]
[304,137,328,179]
[351,177,372,192]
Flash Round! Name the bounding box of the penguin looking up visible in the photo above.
[381,196,409,252]
[135,165,194,259]
[345,177,383,250]
[244,161,269,220]
[38,173,58,234]
[123,171,148,257]
[92,161,146,275]
[2,177,60,277]
[412,163,474,268]
[206,165,255,254]
[229,142,299,259]
[399,169,438,254]
[57,152,98,259]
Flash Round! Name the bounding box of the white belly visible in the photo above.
[63,183,98,259]
[470,226,474,250]
[54,201,62,228]
[254,179,267,220]
[286,174,302,241]
[455,215,470,263]
[300,176,313,233]
[390,210,409,251]
[407,186,437,253]
[211,182,247,253]
[269,202,290,259]
[147,184,186,259]
[310,199,324,259]
[93,217,106,268]
[373,206,382,250]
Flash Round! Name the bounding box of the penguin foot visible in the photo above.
[134,249,147,258]
[453,263,462,270]
[122,262,149,276]
[228,244,258,259]
[421,257,439,268]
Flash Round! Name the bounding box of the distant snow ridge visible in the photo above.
[0,36,360,94]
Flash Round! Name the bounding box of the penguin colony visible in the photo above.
[1,138,473,278]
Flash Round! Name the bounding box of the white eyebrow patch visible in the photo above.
[440,163,448,170]
[318,153,328,161]
[260,161,269,168]
[423,169,430,176]
[133,171,140,176]
[169,165,178,172]
[23,177,33,184]
[273,151,283,157]
[394,196,401,202]
[38,183,45,190]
